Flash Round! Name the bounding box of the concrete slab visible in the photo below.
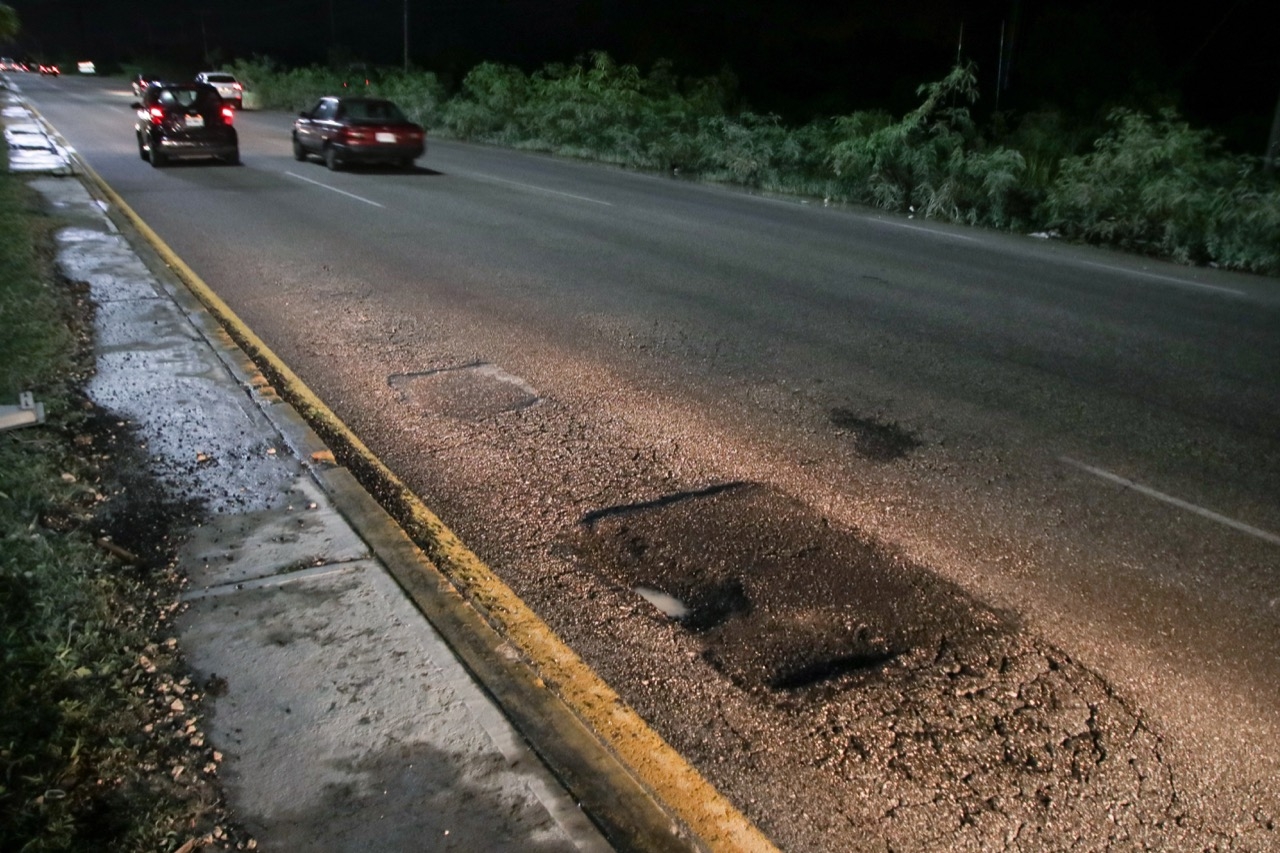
[179,560,606,852]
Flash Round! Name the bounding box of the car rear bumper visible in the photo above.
[156,139,239,160]
[333,141,425,163]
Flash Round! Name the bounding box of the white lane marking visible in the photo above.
[871,218,980,242]
[1060,456,1280,546]
[1077,259,1245,296]
[454,169,613,206]
[285,171,385,208]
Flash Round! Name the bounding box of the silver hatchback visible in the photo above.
[194,71,243,108]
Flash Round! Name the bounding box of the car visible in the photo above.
[195,71,243,108]
[292,96,425,171]
[132,82,239,167]
[0,57,24,72]
[131,72,160,97]
[38,63,60,76]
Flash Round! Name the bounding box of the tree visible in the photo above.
[0,4,18,44]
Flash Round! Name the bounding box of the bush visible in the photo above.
[827,63,1027,228]
[1043,108,1280,273]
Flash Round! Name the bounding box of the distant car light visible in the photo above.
[77,61,96,74]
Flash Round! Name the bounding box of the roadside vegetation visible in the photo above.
[0,153,245,851]
[229,52,1280,275]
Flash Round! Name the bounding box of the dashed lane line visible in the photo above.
[285,170,386,208]
[1060,456,1280,546]
[451,168,614,206]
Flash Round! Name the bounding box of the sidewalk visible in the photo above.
[2,84,702,852]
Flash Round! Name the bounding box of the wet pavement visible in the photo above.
[1,80,720,852]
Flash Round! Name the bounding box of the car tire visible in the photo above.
[223,149,241,166]
[292,137,307,162]
[324,145,342,171]
[150,144,166,168]
[400,157,415,171]
[137,133,149,162]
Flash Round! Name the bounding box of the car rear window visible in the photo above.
[338,100,409,123]
[155,87,221,112]
[204,74,236,83]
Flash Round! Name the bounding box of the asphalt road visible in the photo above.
[19,72,1280,850]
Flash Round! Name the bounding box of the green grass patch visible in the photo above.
[0,152,244,851]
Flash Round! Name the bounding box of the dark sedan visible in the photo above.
[292,96,426,171]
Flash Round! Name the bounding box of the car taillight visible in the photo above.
[148,107,165,124]
[233,83,242,92]
[221,106,235,124]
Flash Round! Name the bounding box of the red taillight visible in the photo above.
[148,106,165,124]
[233,82,243,92]
[221,106,235,124]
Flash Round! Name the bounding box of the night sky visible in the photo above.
[7,0,1278,149]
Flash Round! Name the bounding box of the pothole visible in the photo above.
[568,482,1007,698]
[829,407,921,461]
[388,363,539,421]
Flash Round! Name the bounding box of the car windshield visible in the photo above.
[338,100,408,123]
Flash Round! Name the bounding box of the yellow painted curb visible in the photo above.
[71,157,779,853]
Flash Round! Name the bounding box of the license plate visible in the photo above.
[375,132,397,143]
[185,114,204,128]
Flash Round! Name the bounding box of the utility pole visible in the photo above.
[1267,80,1280,174]
[995,21,1005,112]
[199,11,209,66]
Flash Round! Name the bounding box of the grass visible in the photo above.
[0,149,248,850]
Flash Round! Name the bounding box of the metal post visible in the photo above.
[995,20,1005,112]
[1266,81,1280,173]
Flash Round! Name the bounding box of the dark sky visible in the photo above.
[8,0,1278,149]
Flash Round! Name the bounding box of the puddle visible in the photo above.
[635,586,689,619]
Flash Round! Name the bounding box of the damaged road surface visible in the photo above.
[23,73,1280,852]
[570,483,1179,850]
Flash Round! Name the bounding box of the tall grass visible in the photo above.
[234,52,1280,275]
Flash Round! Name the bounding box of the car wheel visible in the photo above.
[324,145,342,171]
[400,157,415,171]
[223,149,241,166]
[150,144,166,168]
[137,133,148,161]
[292,136,307,162]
